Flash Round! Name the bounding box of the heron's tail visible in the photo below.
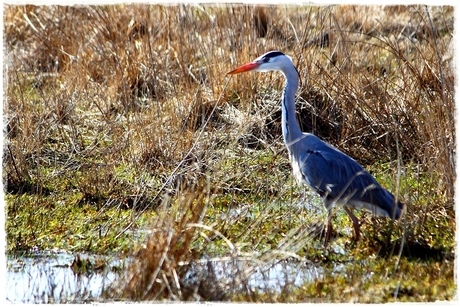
[384,190,404,220]
[363,187,404,219]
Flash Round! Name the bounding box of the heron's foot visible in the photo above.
[323,222,335,247]
[307,221,336,246]
[343,206,361,243]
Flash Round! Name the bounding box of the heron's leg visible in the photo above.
[324,210,333,247]
[343,206,360,241]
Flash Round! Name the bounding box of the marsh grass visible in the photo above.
[4,4,455,302]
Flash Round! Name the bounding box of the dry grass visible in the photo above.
[4,4,455,302]
[108,180,213,301]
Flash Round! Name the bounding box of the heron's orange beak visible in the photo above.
[227,61,261,75]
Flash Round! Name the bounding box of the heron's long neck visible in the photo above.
[281,69,303,147]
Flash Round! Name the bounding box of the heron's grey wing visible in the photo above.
[296,140,402,217]
[297,143,367,200]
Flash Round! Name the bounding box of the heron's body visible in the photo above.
[228,51,404,245]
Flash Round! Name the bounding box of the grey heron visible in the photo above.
[227,51,404,245]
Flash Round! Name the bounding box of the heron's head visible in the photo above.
[227,51,294,75]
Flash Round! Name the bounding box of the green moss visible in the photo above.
[4,192,155,255]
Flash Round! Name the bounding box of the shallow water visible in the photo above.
[6,252,323,303]
[6,253,120,303]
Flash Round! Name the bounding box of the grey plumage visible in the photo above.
[228,51,404,245]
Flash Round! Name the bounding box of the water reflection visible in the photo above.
[179,256,324,299]
[6,253,323,303]
[6,253,120,303]
[247,260,323,291]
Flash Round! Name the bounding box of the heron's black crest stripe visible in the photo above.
[262,51,285,62]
